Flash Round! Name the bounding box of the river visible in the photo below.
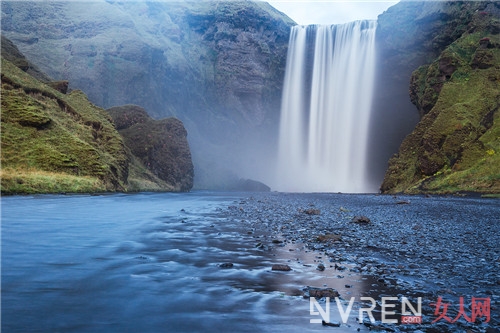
[2,192,499,332]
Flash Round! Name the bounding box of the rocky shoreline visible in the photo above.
[217,192,500,332]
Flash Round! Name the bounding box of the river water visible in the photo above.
[2,192,499,332]
[1,192,375,332]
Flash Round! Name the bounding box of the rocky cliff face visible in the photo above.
[368,1,493,185]
[379,1,500,194]
[107,105,194,192]
[1,1,294,188]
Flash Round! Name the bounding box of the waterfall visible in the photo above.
[276,21,377,193]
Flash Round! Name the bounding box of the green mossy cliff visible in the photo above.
[381,2,500,194]
[1,38,193,194]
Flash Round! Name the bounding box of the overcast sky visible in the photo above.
[266,0,399,25]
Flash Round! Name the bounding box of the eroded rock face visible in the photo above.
[107,105,194,192]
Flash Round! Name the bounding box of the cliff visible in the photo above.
[379,1,500,194]
[1,37,194,194]
[1,1,294,188]
[107,105,194,192]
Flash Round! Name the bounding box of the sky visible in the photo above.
[266,0,399,25]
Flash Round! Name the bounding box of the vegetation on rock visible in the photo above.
[1,38,194,194]
[381,3,500,194]
[1,58,129,193]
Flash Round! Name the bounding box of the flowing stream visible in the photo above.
[2,192,383,332]
[277,21,377,193]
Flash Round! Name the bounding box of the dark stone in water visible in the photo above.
[305,287,339,298]
[219,263,234,268]
[351,216,371,224]
[304,208,321,215]
[322,320,341,327]
[272,264,291,271]
[317,263,325,271]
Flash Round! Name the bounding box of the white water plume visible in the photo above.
[276,21,377,193]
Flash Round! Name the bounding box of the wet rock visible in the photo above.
[219,263,234,268]
[334,264,347,271]
[305,287,340,298]
[304,208,321,215]
[322,320,341,327]
[255,242,268,250]
[351,216,371,224]
[272,264,291,271]
[317,263,325,271]
[316,233,342,242]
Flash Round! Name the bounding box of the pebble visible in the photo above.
[272,264,291,271]
[220,192,500,331]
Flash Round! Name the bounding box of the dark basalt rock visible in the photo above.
[304,287,339,298]
[351,216,371,224]
[107,105,194,192]
[272,264,291,271]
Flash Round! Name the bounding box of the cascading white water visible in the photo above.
[276,21,377,193]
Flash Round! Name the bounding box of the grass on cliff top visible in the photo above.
[1,58,127,194]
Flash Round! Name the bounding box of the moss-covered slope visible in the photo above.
[381,8,500,194]
[1,57,129,194]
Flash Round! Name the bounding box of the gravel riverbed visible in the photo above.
[217,192,500,332]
